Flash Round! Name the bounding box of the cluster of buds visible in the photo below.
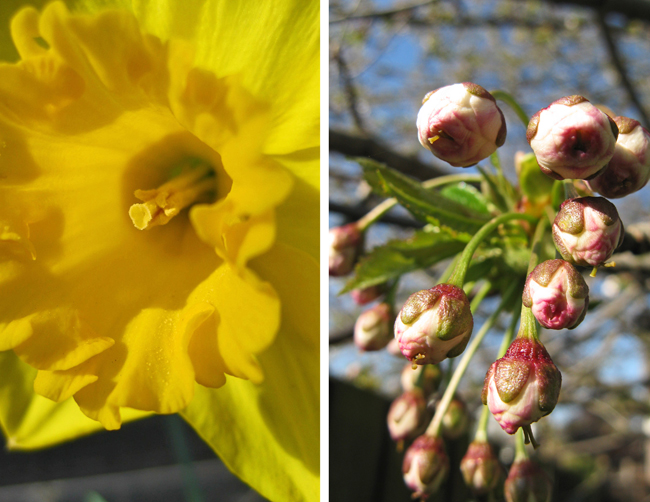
[328,222,363,276]
[482,336,561,444]
[417,82,507,167]
[523,259,589,330]
[394,284,473,365]
[552,197,624,269]
[387,389,430,443]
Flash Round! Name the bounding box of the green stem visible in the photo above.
[447,213,538,288]
[439,254,460,284]
[563,179,579,200]
[490,90,530,127]
[514,427,529,462]
[356,173,483,231]
[496,294,522,358]
[425,281,518,437]
[527,216,549,275]
[474,405,491,443]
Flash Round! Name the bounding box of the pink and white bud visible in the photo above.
[504,459,552,502]
[552,197,624,268]
[417,82,507,168]
[354,303,393,351]
[351,283,387,305]
[522,259,589,330]
[439,397,470,440]
[401,363,443,396]
[587,116,650,198]
[527,96,618,180]
[387,389,430,442]
[460,440,504,496]
[402,435,449,498]
[329,223,363,276]
[394,284,473,366]
[482,337,561,436]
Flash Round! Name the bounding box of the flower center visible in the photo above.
[128,160,216,230]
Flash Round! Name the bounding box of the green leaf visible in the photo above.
[440,183,491,216]
[341,228,468,293]
[357,158,490,234]
[518,153,554,203]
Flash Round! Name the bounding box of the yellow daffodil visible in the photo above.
[0,1,319,501]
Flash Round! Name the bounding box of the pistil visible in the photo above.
[129,162,215,230]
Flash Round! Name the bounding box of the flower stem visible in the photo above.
[514,427,529,462]
[447,213,538,288]
[496,295,522,358]
[356,173,483,231]
[490,90,530,127]
[425,281,518,437]
[474,404,491,443]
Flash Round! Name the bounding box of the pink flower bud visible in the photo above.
[439,397,470,440]
[482,337,561,435]
[394,284,473,365]
[552,197,624,268]
[504,459,552,502]
[460,440,504,496]
[401,363,443,396]
[351,283,387,305]
[527,96,618,180]
[329,223,363,276]
[354,303,393,351]
[417,82,507,167]
[402,435,449,498]
[387,389,430,442]
[587,116,650,198]
[522,259,589,330]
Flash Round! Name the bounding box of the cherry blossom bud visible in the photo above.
[460,440,504,496]
[394,284,473,366]
[402,435,449,498]
[387,389,430,442]
[351,283,387,305]
[417,82,507,167]
[504,459,552,502]
[329,223,363,276]
[401,363,442,396]
[522,259,589,330]
[552,197,624,268]
[527,95,618,180]
[354,303,393,351]
[439,397,470,440]
[482,337,561,436]
[587,116,650,198]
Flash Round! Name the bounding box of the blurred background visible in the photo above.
[329,0,650,500]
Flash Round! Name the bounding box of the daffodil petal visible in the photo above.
[182,243,319,502]
[0,350,148,449]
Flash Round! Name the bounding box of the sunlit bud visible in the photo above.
[402,435,449,498]
[587,116,650,198]
[527,95,618,180]
[417,82,507,168]
[401,363,443,396]
[387,389,430,442]
[329,223,363,276]
[351,283,387,305]
[439,397,470,440]
[505,459,552,502]
[460,439,504,496]
[354,303,393,351]
[522,259,589,330]
[552,197,624,268]
[394,284,473,366]
[482,337,561,439]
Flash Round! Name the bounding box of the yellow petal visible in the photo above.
[182,243,319,502]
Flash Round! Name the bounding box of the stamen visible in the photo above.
[129,161,215,230]
[428,135,440,144]
[522,424,540,449]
